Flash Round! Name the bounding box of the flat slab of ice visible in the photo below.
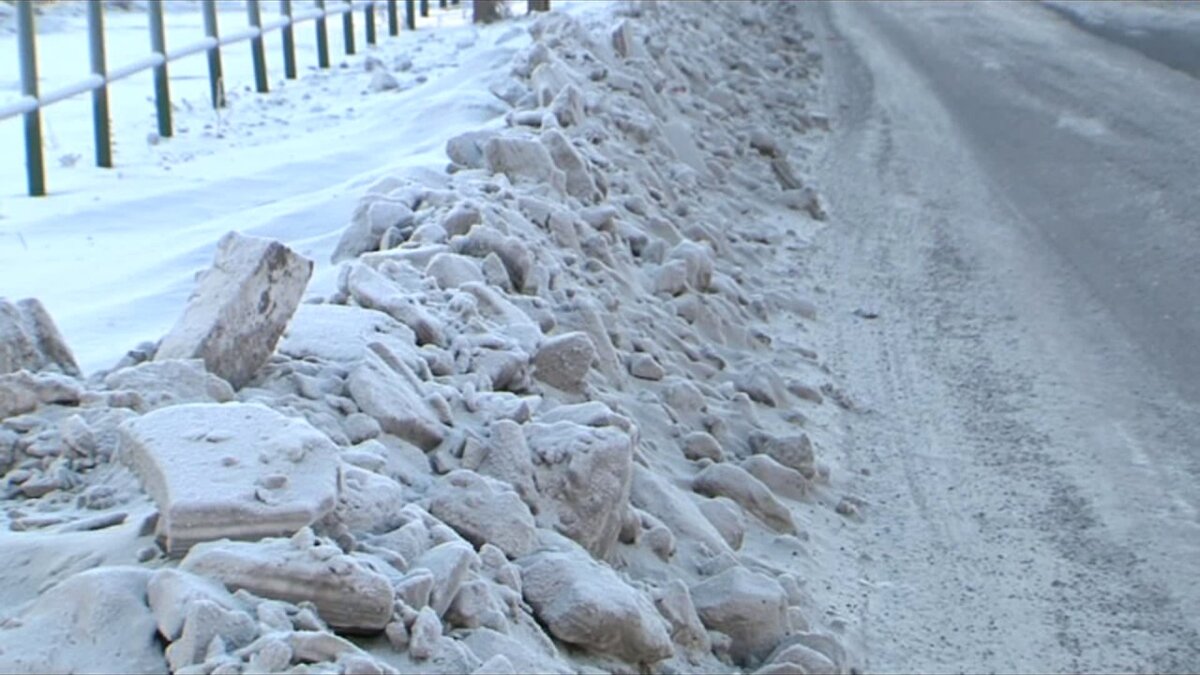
[119,402,340,555]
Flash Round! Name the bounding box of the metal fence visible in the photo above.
[3,0,543,197]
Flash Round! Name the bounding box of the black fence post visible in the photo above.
[86,1,113,168]
[343,0,355,55]
[281,0,297,79]
[387,0,398,36]
[365,2,376,45]
[16,0,45,196]
[405,0,415,30]
[202,0,225,107]
[247,0,269,92]
[473,0,502,23]
[148,0,173,139]
[420,0,429,19]
[316,0,330,67]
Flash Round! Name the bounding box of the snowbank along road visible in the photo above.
[0,2,864,674]
[805,0,1200,672]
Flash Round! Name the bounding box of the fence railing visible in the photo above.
[4,0,544,197]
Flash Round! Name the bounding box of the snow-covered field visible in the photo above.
[1,1,853,673]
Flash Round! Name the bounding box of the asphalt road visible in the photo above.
[1044,0,1200,80]
[864,1,1200,404]
[804,1,1200,671]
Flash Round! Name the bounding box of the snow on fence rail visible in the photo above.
[5,0,545,197]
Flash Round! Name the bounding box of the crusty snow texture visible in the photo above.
[119,402,340,556]
[0,1,850,674]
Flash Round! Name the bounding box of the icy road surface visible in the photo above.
[806,1,1200,672]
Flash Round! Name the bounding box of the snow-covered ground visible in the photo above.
[1,0,607,375]
[1,1,853,674]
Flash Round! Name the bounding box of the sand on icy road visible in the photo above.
[802,1,1200,672]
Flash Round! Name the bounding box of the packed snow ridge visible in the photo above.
[0,1,853,673]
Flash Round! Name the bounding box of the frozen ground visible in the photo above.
[804,0,1200,672]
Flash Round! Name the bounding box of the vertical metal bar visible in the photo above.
[365,2,376,46]
[387,0,398,36]
[316,0,330,68]
[404,0,415,30]
[148,0,172,138]
[439,0,447,9]
[342,0,355,55]
[87,1,112,169]
[16,0,45,196]
[281,0,297,79]
[202,0,225,107]
[420,0,429,18]
[247,0,269,92]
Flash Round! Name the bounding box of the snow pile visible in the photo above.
[0,1,855,673]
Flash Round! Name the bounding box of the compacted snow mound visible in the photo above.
[0,566,166,674]
[0,1,853,672]
[518,543,674,663]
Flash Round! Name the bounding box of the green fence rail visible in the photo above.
[2,0,560,197]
